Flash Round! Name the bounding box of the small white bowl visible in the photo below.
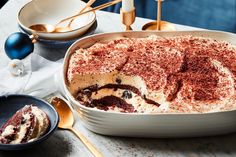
[18,0,96,40]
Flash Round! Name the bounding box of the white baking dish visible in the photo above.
[62,31,236,137]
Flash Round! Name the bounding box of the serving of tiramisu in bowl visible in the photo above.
[62,31,236,137]
[0,95,59,150]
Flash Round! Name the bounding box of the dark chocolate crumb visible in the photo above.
[122,90,132,99]
[115,78,122,84]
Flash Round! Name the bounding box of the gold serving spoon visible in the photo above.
[29,0,122,33]
[54,0,96,33]
[51,97,103,157]
[29,0,95,33]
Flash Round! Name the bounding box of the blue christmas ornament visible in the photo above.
[4,32,34,60]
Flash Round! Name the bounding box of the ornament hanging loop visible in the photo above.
[30,34,38,43]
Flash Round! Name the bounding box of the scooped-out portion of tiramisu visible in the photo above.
[66,35,236,113]
[0,105,50,144]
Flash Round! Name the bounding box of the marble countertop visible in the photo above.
[0,0,236,157]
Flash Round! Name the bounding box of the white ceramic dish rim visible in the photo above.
[17,0,96,35]
[62,30,236,116]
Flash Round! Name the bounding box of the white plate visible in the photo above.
[18,0,96,40]
[62,31,236,137]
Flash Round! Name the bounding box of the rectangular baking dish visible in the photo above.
[62,31,236,137]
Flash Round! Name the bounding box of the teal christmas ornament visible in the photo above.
[4,32,34,60]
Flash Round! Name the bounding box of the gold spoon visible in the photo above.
[29,0,122,33]
[54,0,96,33]
[51,97,103,157]
[29,0,94,33]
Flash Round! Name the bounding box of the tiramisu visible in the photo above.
[0,105,50,144]
[66,35,236,113]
